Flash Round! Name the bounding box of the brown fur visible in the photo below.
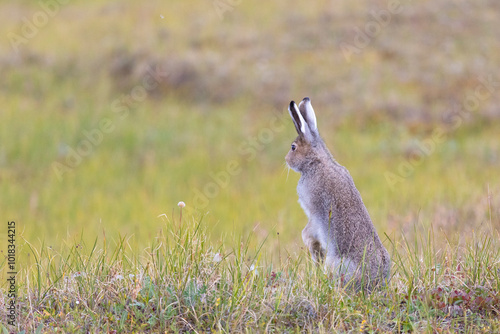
[286,98,390,290]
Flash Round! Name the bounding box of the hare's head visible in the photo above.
[286,97,330,173]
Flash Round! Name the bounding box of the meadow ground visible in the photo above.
[1,212,500,332]
[1,0,499,332]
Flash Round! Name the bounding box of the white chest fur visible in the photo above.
[297,179,313,219]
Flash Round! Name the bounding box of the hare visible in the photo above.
[286,97,390,289]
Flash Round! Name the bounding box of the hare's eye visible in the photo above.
[291,143,297,151]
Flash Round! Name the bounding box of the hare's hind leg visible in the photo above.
[325,255,359,286]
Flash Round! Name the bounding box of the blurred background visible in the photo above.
[1,0,499,257]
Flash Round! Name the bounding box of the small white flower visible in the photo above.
[249,264,259,276]
[160,14,164,19]
[129,274,135,280]
[213,253,222,263]
[76,300,80,305]
[114,274,124,280]
[178,201,186,208]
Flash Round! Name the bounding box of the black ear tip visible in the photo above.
[303,97,310,102]
[289,101,296,109]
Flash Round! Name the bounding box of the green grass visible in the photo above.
[1,212,499,332]
[1,0,499,250]
[1,0,500,332]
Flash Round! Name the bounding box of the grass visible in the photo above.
[1,0,500,332]
[1,0,499,249]
[1,210,499,332]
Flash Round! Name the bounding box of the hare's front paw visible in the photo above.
[309,240,325,263]
[302,226,326,264]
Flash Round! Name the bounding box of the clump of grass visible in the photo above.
[1,210,499,333]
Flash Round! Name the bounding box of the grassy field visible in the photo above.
[1,0,500,332]
[2,213,499,332]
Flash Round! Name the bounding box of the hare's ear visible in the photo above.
[298,97,317,134]
[289,100,314,142]
[288,101,305,135]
